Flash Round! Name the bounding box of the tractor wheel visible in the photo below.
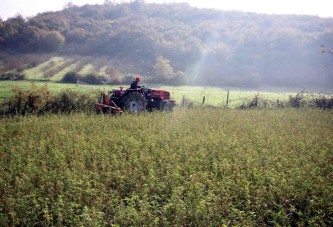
[160,101,173,112]
[122,92,146,114]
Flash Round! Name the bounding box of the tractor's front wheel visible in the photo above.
[122,92,146,114]
[160,101,173,112]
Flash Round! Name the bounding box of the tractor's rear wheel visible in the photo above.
[122,92,146,114]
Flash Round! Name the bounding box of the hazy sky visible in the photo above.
[1,0,332,20]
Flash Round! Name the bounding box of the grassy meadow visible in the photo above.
[1,109,332,225]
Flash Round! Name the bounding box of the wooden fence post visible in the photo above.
[226,90,229,106]
[182,95,186,106]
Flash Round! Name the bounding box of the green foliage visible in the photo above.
[48,89,98,114]
[152,56,188,85]
[237,92,333,109]
[58,70,107,85]
[152,56,174,82]
[4,83,51,115]
[0,15,65,52]
[62,71,79,83]
[0,72,25,80]
[288,92,305,108]
[0,83,100,115]
[314,96,333,109]
[20,25,46,51]
[0,109,332,225]
[41,31,65,52]
[81,74,106,85]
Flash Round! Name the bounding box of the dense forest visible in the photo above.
[0,1,332,90]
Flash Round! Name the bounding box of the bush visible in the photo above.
[4,83,50,115]
[0,72,25,80]
[314,96,333,109]
[0,83,100,116]
[64,73,108,85]
[47,89,98,114]
[62,71,79,83]
[288,93,304,108]
[237,92,333,109]
[81,74,102,84]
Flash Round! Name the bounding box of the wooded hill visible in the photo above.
[0,1,332,90]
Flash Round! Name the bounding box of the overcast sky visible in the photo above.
[1,0,332,20]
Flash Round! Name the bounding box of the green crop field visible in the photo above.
[0,109,332,225]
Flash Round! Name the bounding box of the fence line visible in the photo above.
[175,88,333,108]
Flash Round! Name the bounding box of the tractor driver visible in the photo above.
[130,76,141,89]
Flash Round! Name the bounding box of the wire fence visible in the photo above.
[166,87,292,108]
[164,87,333,108]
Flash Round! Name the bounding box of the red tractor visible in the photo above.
[95,86,176,114]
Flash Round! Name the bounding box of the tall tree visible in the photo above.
[153,56,174,82]
[41,31,65,52]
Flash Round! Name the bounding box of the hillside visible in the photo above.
[0,1,332,90]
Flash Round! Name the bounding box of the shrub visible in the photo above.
[237,93,333,109]
[4,83,50,115]
[288,93,304,108]
[314,96,333,109]
[0,83,100,116]
[62,71,79,83]
[81,73,102,84]
[0,72,25,80]
[48,89,99,114]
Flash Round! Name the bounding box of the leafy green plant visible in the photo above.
[0,109,332,225]
[62,71,79,83]
[0,83,100,115]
